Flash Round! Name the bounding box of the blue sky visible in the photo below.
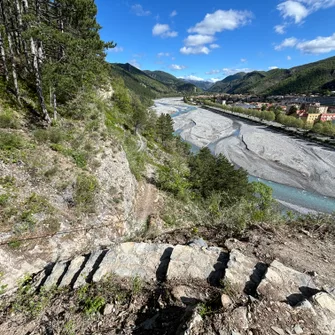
[96,0,335,82]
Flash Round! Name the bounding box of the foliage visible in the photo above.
[0,131,24,151]
[74,174,99,213]
[209,56,335,95]
[188,148,251,204]
[0,109,19,129]
[156,113,174,145]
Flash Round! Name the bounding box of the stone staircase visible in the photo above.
[27,241,335,334]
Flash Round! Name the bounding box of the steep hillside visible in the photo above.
[110,65,200,98]
[209,56,335,94]
[144,69,201,93]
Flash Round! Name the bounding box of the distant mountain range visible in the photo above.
[109,56,335,97]
[209,56,335,95]
[109,63,201,100]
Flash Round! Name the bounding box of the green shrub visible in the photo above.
[74,173,99,212]
[0,131,24,151]
[0,110,19,129]
[33,129,49,143]
[83,296,106,315]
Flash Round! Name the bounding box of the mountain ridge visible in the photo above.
[209,56,335,95]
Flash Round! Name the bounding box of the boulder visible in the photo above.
[73,250,104,289]
[167,245,226,284]
[171,285,207,305]
[313,292,335,315]
[58,256,86,287]
[93,242,173,282]
[257,260,317,304]
[224,249,261,294]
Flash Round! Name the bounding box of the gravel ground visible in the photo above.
[153,98,335,199]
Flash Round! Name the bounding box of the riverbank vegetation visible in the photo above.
[201,100,335,138]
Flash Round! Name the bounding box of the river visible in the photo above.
[153,98,335,214]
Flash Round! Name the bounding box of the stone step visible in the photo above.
[93,242,173,283]
[167,245,227,285]
[58,256,86,288]
[257,260,317,305]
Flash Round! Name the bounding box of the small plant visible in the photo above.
[0,272,8,295]
[131,275,143,296]
[0,109,19,129]
[83,296,106,315]
[0,131,24,151]
[74,173,99,213]
[198,302,212,317]
[8,239,21,249]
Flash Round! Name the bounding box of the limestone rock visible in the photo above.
[43,262,67,289]
[167,245,226,284]
[58,256,86,287]
[221,294,233,309]
[73,250,104,289]
[224,249,261,294]
[93,242,173,282]
[313,292,335,315]
[257,260,317,304]
[231,307,248,331]
[171,285,206,305]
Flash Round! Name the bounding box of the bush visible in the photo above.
[0,131,24,151]
[74,173,99,213]
[0,109,19,129]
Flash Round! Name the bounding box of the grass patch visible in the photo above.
[0,109,19,129]
[123,136,147,180]
[0,131,24,151]
[50,144,88,168]
[74,173,99,213]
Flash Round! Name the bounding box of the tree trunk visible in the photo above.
[53,91,57,121]
[30,37,50,123]
[0,0,20,99]
[0,31,8,81]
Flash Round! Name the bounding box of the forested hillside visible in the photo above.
[209,56,335,95]
[109,65,200,101]
[0,0,114,123]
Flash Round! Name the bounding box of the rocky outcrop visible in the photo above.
[2,241,335,335]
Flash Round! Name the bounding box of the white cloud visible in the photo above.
[287,55,292,60]
[108,46,124,53]
[206,69,221,75]
[274,25,286,34]
[275,33,335,54]
[180,46,211,55]
[277,1,308,23]
[152,24,178,38]
[275,37,298,50]
[178,75,204,81]
[184,34,215,46]
[180,9,252,56]
[157,52,171,57]
[240,58,247,63]
[169,64,186,70]
[129,59,141,69]
[269,66,279,70]
[276,0,335,28]
[222,68,254,76]
[188,9,253,35]
[170,10,177,17]
[131,4,151,16]
[296,33,335,54]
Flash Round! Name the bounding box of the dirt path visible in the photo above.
[134,181,158,223]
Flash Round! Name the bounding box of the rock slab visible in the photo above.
[93,242,173,282]
[257,260,316,304]
[167,245,226,283]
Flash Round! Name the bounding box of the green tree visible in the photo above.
[156,113,174,145]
